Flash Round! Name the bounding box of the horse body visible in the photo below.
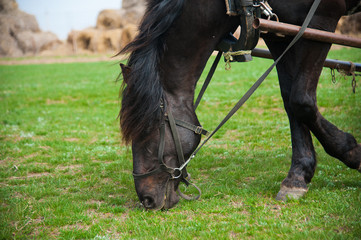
[120,0,361,210]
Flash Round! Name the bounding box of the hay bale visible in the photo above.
[0,0,60,57]
[96,9,126,30]
[0,0,18,13]
[0,8,40,35]
[91,29,123,53]
[40,42,73,56]
[122,0,146,10]
[68,28,122,53]
[121,0,146,25]
[120,24,138,48]
[68,29,98,52]
[337,13,361,37]
[102,29,123,52]
[0,24,22,57]
[15,31,59,55]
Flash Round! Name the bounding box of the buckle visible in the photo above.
[195,126,203,135]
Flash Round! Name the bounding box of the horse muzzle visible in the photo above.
[139,179,180,210]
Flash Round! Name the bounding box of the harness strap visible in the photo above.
[165,117,209,136]
[167,108,202,199]
[133,167,164,179]
[133,121,173,180]
[158,122,166,166]
[166,109,189,180]
[177,181,202,200]
[194,51,223,110]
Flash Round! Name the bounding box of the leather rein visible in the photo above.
[131,0,321,200]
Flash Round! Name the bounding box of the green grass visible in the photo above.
[1,47,360,239]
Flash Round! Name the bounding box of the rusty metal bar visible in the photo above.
[253,18,361,48]
[251,48,361,73]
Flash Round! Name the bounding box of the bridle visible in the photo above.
[132,98,208,198]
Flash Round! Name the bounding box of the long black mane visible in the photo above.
[119,0,185,144]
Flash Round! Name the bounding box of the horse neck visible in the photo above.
[158,0,239,114]
[159,50,211,111]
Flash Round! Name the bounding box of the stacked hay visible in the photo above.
[68,28,123,53]
[0,0,61,57]
[68,0,145,54]
[337,13,361,37]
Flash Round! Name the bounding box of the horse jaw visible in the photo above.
[163,180,180,210]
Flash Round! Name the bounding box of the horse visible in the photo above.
[118,0,361,210]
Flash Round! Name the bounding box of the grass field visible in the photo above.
[1,48,360,239]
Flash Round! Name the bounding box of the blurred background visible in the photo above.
[0,0,145,57]
[0,0,360,58]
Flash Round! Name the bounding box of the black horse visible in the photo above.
[119,0,361,210]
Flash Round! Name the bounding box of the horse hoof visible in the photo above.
[342,144,361,170]
[276,186,308,201]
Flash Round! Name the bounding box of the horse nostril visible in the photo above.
[142,196,155,209]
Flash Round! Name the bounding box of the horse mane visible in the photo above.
[118,0,185,145]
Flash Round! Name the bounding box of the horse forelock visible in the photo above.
[119,0,186,145]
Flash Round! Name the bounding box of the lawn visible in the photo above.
[1,47,360,239]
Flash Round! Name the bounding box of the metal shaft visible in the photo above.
[251,48,361,73]
[253,18,361,49]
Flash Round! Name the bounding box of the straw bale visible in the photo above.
[121,0,146,25]
[68,28,124,53]
[0,0,60,57]
[102,29,123,51]
[68,29,98,52]
[120,24,138,48]
[96,9,126,30]
[337,13,361,37]
[0,0,18,13]
[122,0,146,10]
[15,31,58,55]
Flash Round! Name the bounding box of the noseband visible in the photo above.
[132,99,208,190]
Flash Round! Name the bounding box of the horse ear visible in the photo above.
[120,63,131,84]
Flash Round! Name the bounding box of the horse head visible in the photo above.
[120,63,203,210]
[119,0,237,210]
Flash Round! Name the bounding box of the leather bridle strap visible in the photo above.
[194,51,223,110]
[133,100,207,181]
[190,0,322,163]
[133,104,179,180]
[133,121,169,180]
[166,109,189,180]
[165,116,210,136]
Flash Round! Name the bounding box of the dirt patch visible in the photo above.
[64,138,80,142]
[9,172,51,180]
[62,223,90,231]
[23,153,39,159]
